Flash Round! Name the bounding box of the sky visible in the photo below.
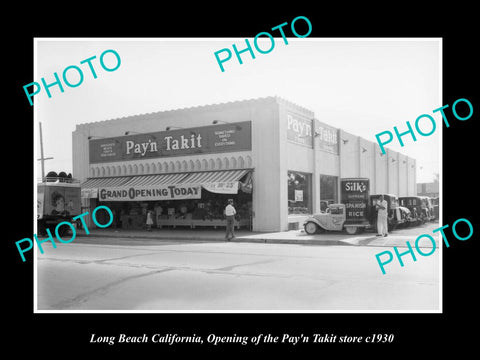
[34,38,441,183]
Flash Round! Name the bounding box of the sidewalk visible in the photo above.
[75,227,437,248]
[75,227,368,246]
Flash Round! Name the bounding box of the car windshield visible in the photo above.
[330,207,343,215]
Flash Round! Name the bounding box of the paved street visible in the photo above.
[36,222,440,311]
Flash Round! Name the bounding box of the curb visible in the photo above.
[75,231,356,246]
[76,232,225,242]
[230,237,357,246]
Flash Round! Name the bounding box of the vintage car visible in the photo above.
[399,196,431,224]
[303,203,369,235]
[419,196,436,221]
[397,206,413,228]
[431,197,439,220]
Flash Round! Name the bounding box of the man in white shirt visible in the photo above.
[224,199,237,240]
[376,195,388,237]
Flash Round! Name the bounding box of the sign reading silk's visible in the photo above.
[89,121,251,164]
[341,178,370,225]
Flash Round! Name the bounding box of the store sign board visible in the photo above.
[81,188,98,198]
[315,119,339,154]
[203,181,238,194]
[341,178,370,224]
[89,121,252,164]
[98,184,202,201]
[287,113,313,147]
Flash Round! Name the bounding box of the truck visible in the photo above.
[37,178,81,236]
[303,178,370,235]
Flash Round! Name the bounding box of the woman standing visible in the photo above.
[146,210,154,231]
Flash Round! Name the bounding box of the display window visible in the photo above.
[320,174,338,210]
[99,177,253,230]
[287,171,312,215]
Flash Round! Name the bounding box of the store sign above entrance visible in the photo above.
[314,119,339,154]
[287,113,313,147]
[89,121,251,164]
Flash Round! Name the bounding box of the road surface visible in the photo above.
[36,227,440,311]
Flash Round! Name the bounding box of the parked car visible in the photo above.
[398,206,413,228]
[431,197,439,220]
[303,203,369,235]
[419,196,435,221]
[304,178,376,236]
[399,196,427,225]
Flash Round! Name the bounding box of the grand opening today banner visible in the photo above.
[98,184,203,201]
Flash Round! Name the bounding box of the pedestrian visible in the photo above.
[224,199,237,240]
[376,195,388,237]
[146,210,154,231]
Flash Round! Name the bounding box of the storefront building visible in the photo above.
[72,97,417,232]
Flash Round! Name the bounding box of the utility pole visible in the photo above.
[37,122,54,180]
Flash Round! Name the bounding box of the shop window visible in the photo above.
[288,171,312,215]
[320,175,338,205]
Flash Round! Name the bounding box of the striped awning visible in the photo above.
[81,176,132,188]
[81,170,251,198]
[123,173,189,186]
[180,169,249,184]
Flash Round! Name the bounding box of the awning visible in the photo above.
[81,169,252,199]
[81,176,132,198]
[180,169,249,184]
[123,173,189,186]
[182,169,250,194]
[81,176,132,188]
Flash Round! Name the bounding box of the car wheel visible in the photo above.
[304,222,319,235]
[345,226,360,235]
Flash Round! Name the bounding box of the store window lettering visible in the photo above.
[214,16,312,72]
[375,98,473,154]
[15,205,114,262]
[375,217,474,274]
[23,49,121,106]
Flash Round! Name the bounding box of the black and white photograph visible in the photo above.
[6,6,478,355]
[33,37,441,312]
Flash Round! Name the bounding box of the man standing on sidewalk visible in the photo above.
[224,199,237,240]
[376,195,388,237]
